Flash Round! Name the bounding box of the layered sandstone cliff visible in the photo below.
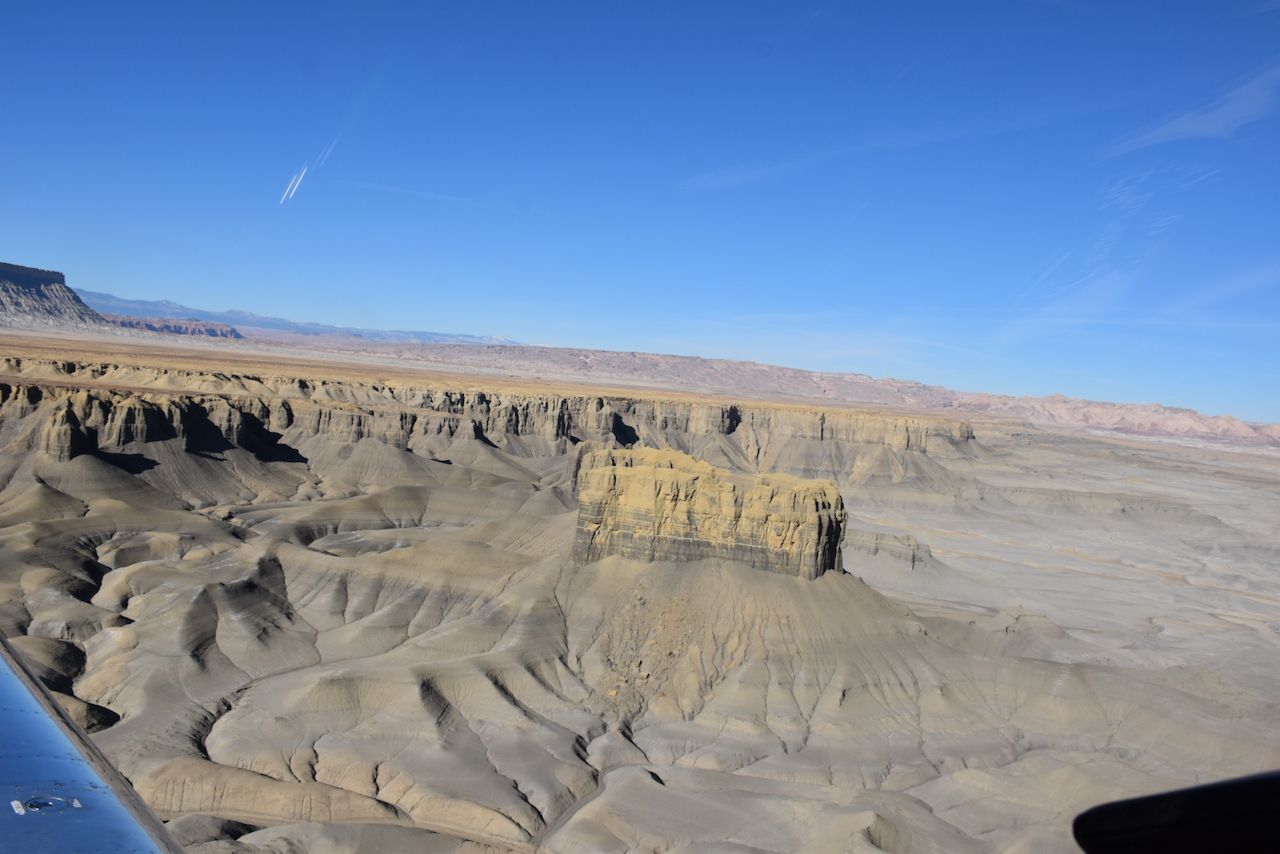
[572,446,846,579]
[0,356,977,471]
[0,263,105,327]
[844,528,937,570]
[103,314,244,338]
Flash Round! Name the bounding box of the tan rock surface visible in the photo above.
[572,446,845,579]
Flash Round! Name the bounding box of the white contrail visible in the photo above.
[318,136,339,166]
[279,172,300,204]
[288,165,308,199]
[279,136,335,205]
[279,165,308,204]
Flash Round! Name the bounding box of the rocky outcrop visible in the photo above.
[0,263,105,327]
[844,528,937,570]
[103,314,244,338]
[0,375,928,540]
[0,357,978,472]
[365,342,1280,448]
[36,402,95,461]
[0,264,241,338]
[97,396,178,446]
[572,446,846,579]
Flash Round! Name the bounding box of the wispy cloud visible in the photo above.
[1163,263,1280,315]
[1099,170,1154,214]
[994,269,1135,349]
[1112,63,1280,154]
[683,92,1138,191]
[1014,249,1073,305]
[1171,167,1220,192]
[1015,167,1193,323]
[992,263,1280,347]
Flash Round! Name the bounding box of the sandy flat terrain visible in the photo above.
[0,331,1277,853]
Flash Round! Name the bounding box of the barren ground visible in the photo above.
[0,331,1276,853]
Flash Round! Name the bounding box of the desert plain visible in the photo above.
[0,329,1277,853]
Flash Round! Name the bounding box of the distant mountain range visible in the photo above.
[74,288,515,345]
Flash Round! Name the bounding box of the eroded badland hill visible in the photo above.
[1,334,1278,853]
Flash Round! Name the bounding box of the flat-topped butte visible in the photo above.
[573,445,846,579]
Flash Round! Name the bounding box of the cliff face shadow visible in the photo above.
[610,414,639,447]
[252,442,307,464]
[471,422,500,449]
[241,414,307,464]
[182,405,236,455]
[725,405,742,434]
[95,451,158,474]
[179,404,307,464]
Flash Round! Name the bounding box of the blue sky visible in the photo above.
[3,2,1278,421]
